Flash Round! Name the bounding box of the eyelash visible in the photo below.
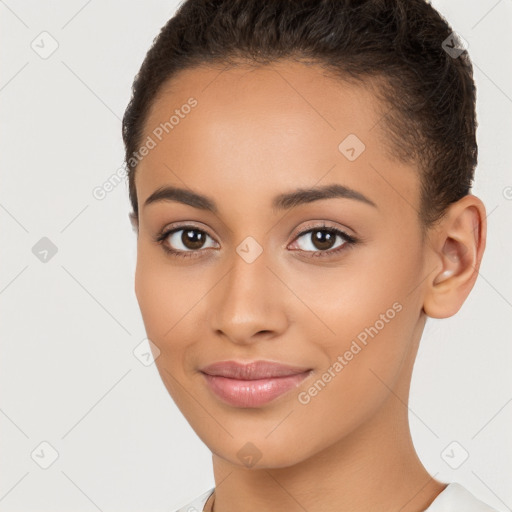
[154,223,359,260]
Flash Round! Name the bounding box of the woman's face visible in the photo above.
[133,60,431,468]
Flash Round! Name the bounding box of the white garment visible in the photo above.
[174,487,214,512]
[173,482,500,512]
[423,483,499,512]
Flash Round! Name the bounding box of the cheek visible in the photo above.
[286,240,421,421]
[280,304,414,460]
[134,253,197,407]
[134,248,216,381]
[134,249,189,344]
[283,250,415,355]
[319,234,423,344]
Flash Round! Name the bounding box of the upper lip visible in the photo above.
[200,360,312,380]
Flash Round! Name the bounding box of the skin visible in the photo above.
[131,60,487,512]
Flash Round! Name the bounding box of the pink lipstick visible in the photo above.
[200,360,312,408]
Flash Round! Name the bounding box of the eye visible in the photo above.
[289,224,358,258]
[155,225,218,258]
[154,222,358,259]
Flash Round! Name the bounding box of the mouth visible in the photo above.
[199,360,313,408]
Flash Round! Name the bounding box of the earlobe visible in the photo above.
[422,195,487,319]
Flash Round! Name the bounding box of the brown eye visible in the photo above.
[158,226,218,256]
[289,226,357,258]
[308,230,338,251]
[179,229,207,250]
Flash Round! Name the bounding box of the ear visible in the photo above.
[129,211,139,235]
[422,194,487,319]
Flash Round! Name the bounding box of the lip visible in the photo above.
[200,360,312,379]
[200,360,313,408]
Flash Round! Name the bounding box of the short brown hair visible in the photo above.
[122,0,477,234]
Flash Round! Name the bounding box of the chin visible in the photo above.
[205,431,315,470]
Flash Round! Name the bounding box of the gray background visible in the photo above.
[1,1,511,511]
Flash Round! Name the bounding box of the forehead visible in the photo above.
[136,60,419,221]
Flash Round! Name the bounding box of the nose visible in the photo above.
[208,245,289,346]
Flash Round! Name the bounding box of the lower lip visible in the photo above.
[201,371,312,408]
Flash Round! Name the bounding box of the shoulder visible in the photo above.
[173,483,501,512]
[425,482,501,512]
[173,487,215,512]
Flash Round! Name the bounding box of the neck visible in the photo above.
[208,401,445,512]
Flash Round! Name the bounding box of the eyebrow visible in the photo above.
[142,183,377,213]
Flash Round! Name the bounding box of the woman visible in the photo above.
[122,1,498,510]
